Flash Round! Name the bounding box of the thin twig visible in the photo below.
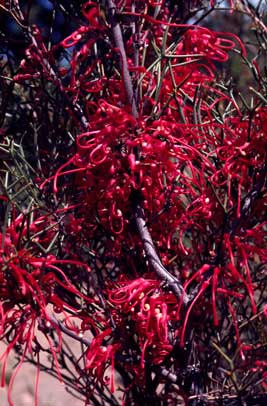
[50,315,91,346]
[106,0,138,118]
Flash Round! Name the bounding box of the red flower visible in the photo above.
[86,328,119,393]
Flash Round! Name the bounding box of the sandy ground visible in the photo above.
[0,340,84,406]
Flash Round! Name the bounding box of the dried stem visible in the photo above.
[50,315,91,346]
[134,202,189,305]
[106,0,138,118]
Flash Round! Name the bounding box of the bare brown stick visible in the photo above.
[135,203,189,305]
[106,0,138,118]
[50,315,91,346]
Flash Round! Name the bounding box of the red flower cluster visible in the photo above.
[109,278,177,367]
[0,207,92,403]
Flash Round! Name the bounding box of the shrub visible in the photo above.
[0,1,267,405]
